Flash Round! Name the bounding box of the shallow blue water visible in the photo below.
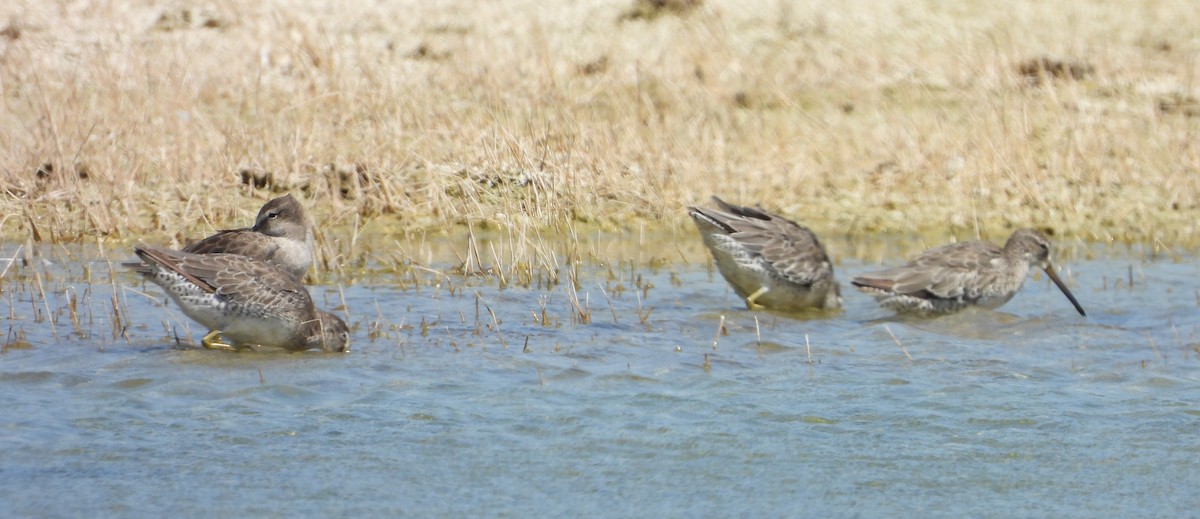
[2,238,1199,517]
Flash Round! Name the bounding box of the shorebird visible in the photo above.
[851,228,1086,316]
[688,196,841,311]
[183,194,312,280]
[129,245,349,352]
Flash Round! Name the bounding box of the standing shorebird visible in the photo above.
[128,245,349,352]
[183,194,312,280]
[688,196,841,311]
[851,228,1086,316]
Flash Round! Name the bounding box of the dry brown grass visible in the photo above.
[1,0,1198,251]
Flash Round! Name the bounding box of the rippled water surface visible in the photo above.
[2,235,1199,517]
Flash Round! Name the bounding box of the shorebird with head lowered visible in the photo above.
[851,228,1086,317]
[688,196,841,311]
[183,194,312,280]
[128,245,349,352]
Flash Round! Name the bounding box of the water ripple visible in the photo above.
[0,245,1199,516]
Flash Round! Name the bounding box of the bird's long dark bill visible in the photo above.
[1043,265,1086,317]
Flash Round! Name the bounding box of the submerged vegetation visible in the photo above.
[0,0,1198,253]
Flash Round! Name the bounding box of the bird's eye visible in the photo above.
[267,211,279,219]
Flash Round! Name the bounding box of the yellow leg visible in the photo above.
[201,329,236,351]
[745,286,768,310]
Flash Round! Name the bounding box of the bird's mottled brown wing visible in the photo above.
[700,197,833,287]
[911,241,1005,299]
[183,229,275,257]
[747,220,832,287]
[133,245,219,293]
[854,240,1003,299]
[137,245,311,310]
[184,253,311,311]
[709,196,775,222]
